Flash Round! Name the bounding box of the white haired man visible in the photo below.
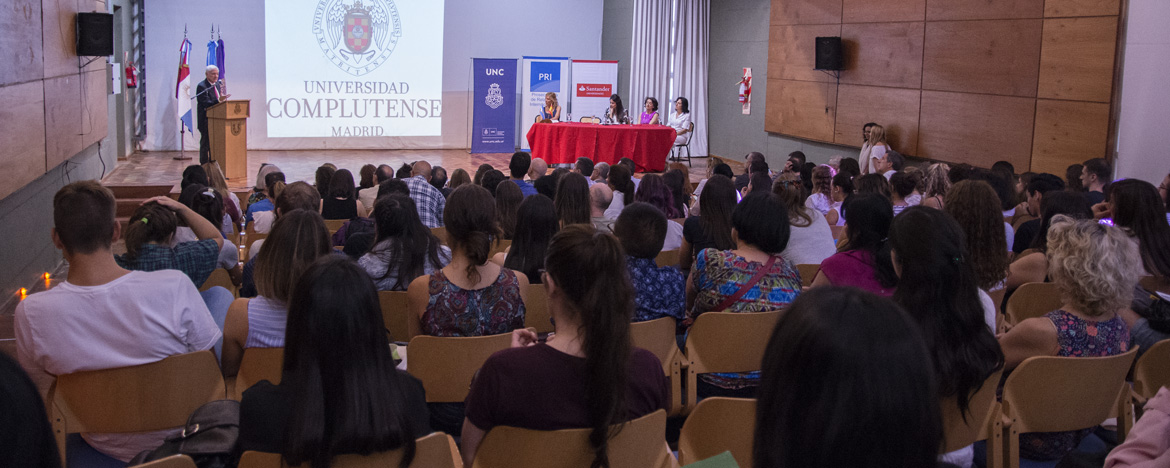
[196,65,230,164]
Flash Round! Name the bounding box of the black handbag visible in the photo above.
[129,399,240,468]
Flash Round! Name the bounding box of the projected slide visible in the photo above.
[264,0,444,137]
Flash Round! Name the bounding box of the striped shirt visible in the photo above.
[244,295,288,349]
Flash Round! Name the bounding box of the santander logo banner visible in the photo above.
[576,83,612,98]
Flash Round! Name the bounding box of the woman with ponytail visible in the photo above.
[460,225,669,467]
[116,196,224,287]
[407,184,529,337]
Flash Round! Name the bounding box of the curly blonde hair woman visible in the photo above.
[997,215,1139,461]
[921,163,951,210]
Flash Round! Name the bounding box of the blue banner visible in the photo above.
[471,58,518,154]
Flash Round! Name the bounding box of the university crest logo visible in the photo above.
[313,0,402,76]
[485,83,504,109]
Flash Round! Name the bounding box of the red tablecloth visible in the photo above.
[526,122,677,173]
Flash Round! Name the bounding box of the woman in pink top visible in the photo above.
[810,193,898,296]
[1105,387,1170,468]
[638,97,660,125]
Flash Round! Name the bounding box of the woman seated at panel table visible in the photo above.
[539,92,562,121]
[667,97,692,145]
[638,97,660,125]
[603,94,630,124]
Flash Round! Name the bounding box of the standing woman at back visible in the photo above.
[859,124,890,175]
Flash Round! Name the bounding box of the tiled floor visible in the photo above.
[104,149,711,189]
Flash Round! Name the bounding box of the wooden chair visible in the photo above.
[579,116,594,123]
[48,350,226,464]
[1012,214,1037,231]
[489,239,511,258]
[406,332,515,403]
[199,268,238,295]
[670,122,696,167]
[1139,275,1170,295]
[940,369,1004,454]
[655,249,681,268]
[137,455,198,468]
[431,226,449,246]
[987,286,1007,323]
[324,219,347,235]
[238,432,461,468]
[795,264,819,288]
[523,284,553,333]
[1133,339,1170,403]
[683,311,781,413]
[243,223,268,261]
[630,317,685,415]
[471,409,675,468]
[590,116,601,124]
[379,291,418,343]
[1004,282,1062,326]
[677,397,756,467]
[228,347,284,400]
[989,349,1139,468]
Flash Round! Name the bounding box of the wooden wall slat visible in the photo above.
[840,22,925,89]
[766,79,838,142]
[925,0,1044,21]
[922,19,1043,97]
[0,81,47,201]
[842,0,925,23]
[771,0,843,25]
[917,91,1036,169]
[1044,0,1120,17]
[1037,17,1118,103]
[1030,99,1110,174]
[768,24,844,83]
[0,0,45,87]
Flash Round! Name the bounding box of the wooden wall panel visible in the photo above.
[926,0,1044,20]
[41,0,78,79]
[1044,0,1120,17]
[43,74,83,169]
[768,24,843,83]
[80,68,107,152]
[766,79,838,142]
[917,91,1036,169]
[842,0,925,23]
[772,0,843,25]
[1037,17,1118,103]
[0,0,44,87]
[0,81,47,201]
[834,85,921,154]
[840,22,924,89]
[922,20,1043,97]
[1030,99,1110,174]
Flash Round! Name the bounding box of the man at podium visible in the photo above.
[196,65,230,164]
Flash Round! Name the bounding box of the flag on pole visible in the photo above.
[207,39,218,68]
[177,37,193,133]
[216,29,226,78]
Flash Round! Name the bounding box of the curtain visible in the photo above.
[671,0,709,157]
[629,0,672,123]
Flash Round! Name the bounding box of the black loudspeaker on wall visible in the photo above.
[815,36,843,71]
[77,12,114,57]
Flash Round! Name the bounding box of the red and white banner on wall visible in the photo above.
[570,60,618,121]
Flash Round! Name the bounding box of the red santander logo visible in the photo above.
[576,84,612,97]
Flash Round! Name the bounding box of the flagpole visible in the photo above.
[175,25,192,161]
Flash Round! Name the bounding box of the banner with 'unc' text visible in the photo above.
[471,58,518,153]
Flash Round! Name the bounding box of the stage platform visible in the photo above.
[103,149,709,190]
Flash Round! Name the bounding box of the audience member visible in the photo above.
[591,162,610,184]
[774,179,836,266]
[811,193,897,296]
[838,157,861,178]
[604,164,636,219]
[1103,387,1170,467]
[922,162,952,210]
[681,175,736,271]
[589,183,614,232]
[1103,179,1170,277]
[1082,158,1111,205]
[532,173,558,199]
[337,179,409,257]
[1005,191,1092,291]
[237,257,430,465]
[804,165,835,216]
[249,163,281,205]
[509,152,539,196]
[497,195,558,285]
[662,169,690,217]
[403,161,447,228]
[180,164,210,191]
[177,184,240,273]
[222,209,332,376]
[827,171,854,226]
[314,164,336,199]
[737,159,770,192]
[0,352,60,468]
[903,165,925,206]
[358,164,392,209]
[945,181,1009,292]
[890,171,915,215]
[202,161,241,233]
[734,152,766,190]
[634,174,684,251]
[321,169,366,220]
[460,225,669,467]
[359,195,451,292]
[1011,173,1065,254]
[573,157,594,182]
[431,165,450,197]
[743,171,773,197]
[998,216,1138,462]
[494,180,523,240]
[754,287,941,468]
[1065,164,1085,192]
[118,196,225,287]
[689,162,737,216]
[949,163,975,185]
[480,169,508,197]
[358,164,377,190]
[449,168,471,191]
[555,172,591,227]
[614,203,686,327]
[246,171,286,224]
[245,182,322,263]
[16,181,221,463]
[472,163,493,186]
[855,173,892,200]
[394,163,413,179]
[528,157,549,181]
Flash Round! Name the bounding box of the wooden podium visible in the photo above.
[207,100,249,180]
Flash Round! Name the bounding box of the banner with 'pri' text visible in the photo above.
[520,56,570,150]
[570,60,618,123]
[471,58,518,153]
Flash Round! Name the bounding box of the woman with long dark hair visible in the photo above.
[663,169,690,218]
[555,172,592,227]
[359,195,450,291]
[754,287,941,468]
[460,225,669,467]
[889,207,1005,467]
[604,163,636,219]
[0,352,61,468]
[177,184,240,273]
[827,171,854,226]
[1106,179,1170,277]
[604,94,629,124]
[634,174,685,251]
[321,169,367,220]
[681,175,736,271]
[810,193,898,296]
[497,195,559,284]
[494,180,523,240]
[945,181,1010,292]
[238,257,430,467]
[314,164,336,200]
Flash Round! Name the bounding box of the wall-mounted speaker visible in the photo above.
[815,36,843,71]
[77,12,114,57]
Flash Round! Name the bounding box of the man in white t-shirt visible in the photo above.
[15,181,222,463]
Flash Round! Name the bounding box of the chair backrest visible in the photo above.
[590,116,601,124]
[1004,282,1062,326]
[1012,215,1037,231]
[630,317,682,374]
[678,397,755,466]
[137,454,198,468]
[940,369,1004,453]
[199,268,237,294]
[523,284,553,333]
[685,311,781,374]
[680,121,695,145]
[1139,275,1170,295]
[1134,340,1170,400]
[430,226,448,246]
[471,410,673,468]
[579,116,593,123]
[50,351,226,463]
[232,347,284,400]
[378,290,416,343]
[795,264,819,288]
[406,332,515,402]
[1001,348,1138,434]
[655,249,681,268]
[238,432,460,468]
[324,219,347,234]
